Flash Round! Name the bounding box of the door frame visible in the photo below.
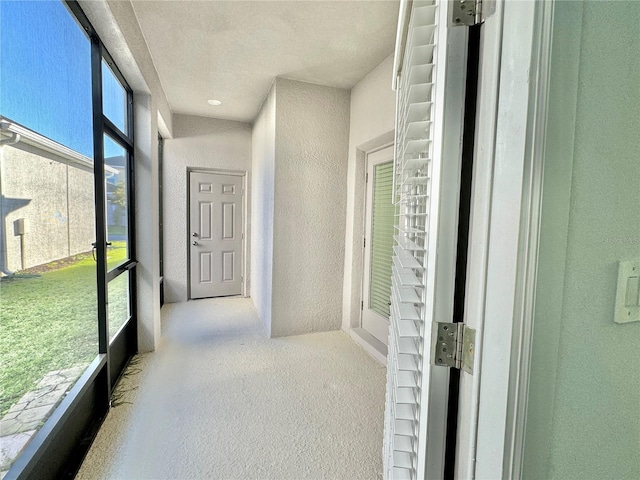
[186,167,247,299]
[360,144,394,346]
[454,0,554,478]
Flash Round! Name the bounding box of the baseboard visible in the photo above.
[349,327,388,366]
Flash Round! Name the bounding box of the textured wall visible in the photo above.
[251,85,276,336]
[163,114,252,303]
[270,78,350,337]
[524,2,640,478]
[0,145,94,272]
[134,94,161,352]
[342,55,395,331]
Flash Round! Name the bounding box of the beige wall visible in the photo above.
[0,145,94,273]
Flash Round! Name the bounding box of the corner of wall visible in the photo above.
[250,83,276,336]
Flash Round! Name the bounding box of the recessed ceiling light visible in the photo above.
[207,99,222,106]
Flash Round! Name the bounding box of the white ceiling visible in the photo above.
[131,1,399,123]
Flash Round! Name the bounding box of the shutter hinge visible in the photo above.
[366,172,369,183]
[434,322,476,374]
[363,237,366,248]
[451,0,495,26]
[361,301,364,311]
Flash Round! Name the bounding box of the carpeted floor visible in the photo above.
[76,298,386,480]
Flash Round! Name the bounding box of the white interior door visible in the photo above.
[362,145,394,345]
[189,171,244,299]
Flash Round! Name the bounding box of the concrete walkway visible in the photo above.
[77,298,387,479]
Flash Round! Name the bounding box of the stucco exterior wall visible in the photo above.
[163,114,252,303]
[342,55,395,332]
[270,78,350,337]
[0,145,94,273]
[250,85,276,336]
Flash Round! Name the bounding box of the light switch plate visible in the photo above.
[614,259,640,324]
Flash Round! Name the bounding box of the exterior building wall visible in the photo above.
[0,144,94,273]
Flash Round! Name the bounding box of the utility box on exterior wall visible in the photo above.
[13,218,28,236]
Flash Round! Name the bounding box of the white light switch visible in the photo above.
[615,259,640,324]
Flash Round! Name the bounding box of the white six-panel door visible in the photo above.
[189,171,244,299]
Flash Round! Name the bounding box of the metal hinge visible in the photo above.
[434,322,476,374]
[366,172,369,183]
[451,0,495,26]
[361,301,364,311]
[363,237,366,248]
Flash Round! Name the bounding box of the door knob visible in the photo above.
[193,241,198,246]
[192,233,198,237]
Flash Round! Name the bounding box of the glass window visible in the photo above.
[102,60,128,134]
[0,140,98,469]
[0,1,93,158]
[104,135,129,270]
[108,272,130,340]
[0,1,97,470]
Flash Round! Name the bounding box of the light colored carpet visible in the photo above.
[76,298,386,480]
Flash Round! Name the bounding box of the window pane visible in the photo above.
[102,60,128,134]
[0,141,98,469]
[369,161,394,317]
[0,1,97,470]
[0,1,93,158]
[108,272,130,340]
[105,135,129,270]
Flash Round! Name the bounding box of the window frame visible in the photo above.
[5,2,139,478]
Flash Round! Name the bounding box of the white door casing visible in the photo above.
[362,145,394,346]
[189,171,244,299]
[454,0,542,478]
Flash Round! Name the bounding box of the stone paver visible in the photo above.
[0,431,35,471]
[0,365,86,473]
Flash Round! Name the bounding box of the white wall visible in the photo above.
[251,78,350,337]
[163,114,252,303]
[342,54,395,332]
[251,85,276,336]
[271,77,351,337]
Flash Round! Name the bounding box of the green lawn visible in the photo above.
[0,243,127,414]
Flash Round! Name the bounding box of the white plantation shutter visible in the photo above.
[383,1,461,478]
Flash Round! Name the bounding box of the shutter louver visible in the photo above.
[384,2,438,479]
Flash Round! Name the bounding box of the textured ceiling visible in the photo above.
[131,1,399,123]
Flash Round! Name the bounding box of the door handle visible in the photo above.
[193,241,198,246]
[192,233,198,237]
[91,241,113,261]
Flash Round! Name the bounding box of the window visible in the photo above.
[0,1,137,476]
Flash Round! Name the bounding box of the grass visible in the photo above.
[0,242,127,415]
